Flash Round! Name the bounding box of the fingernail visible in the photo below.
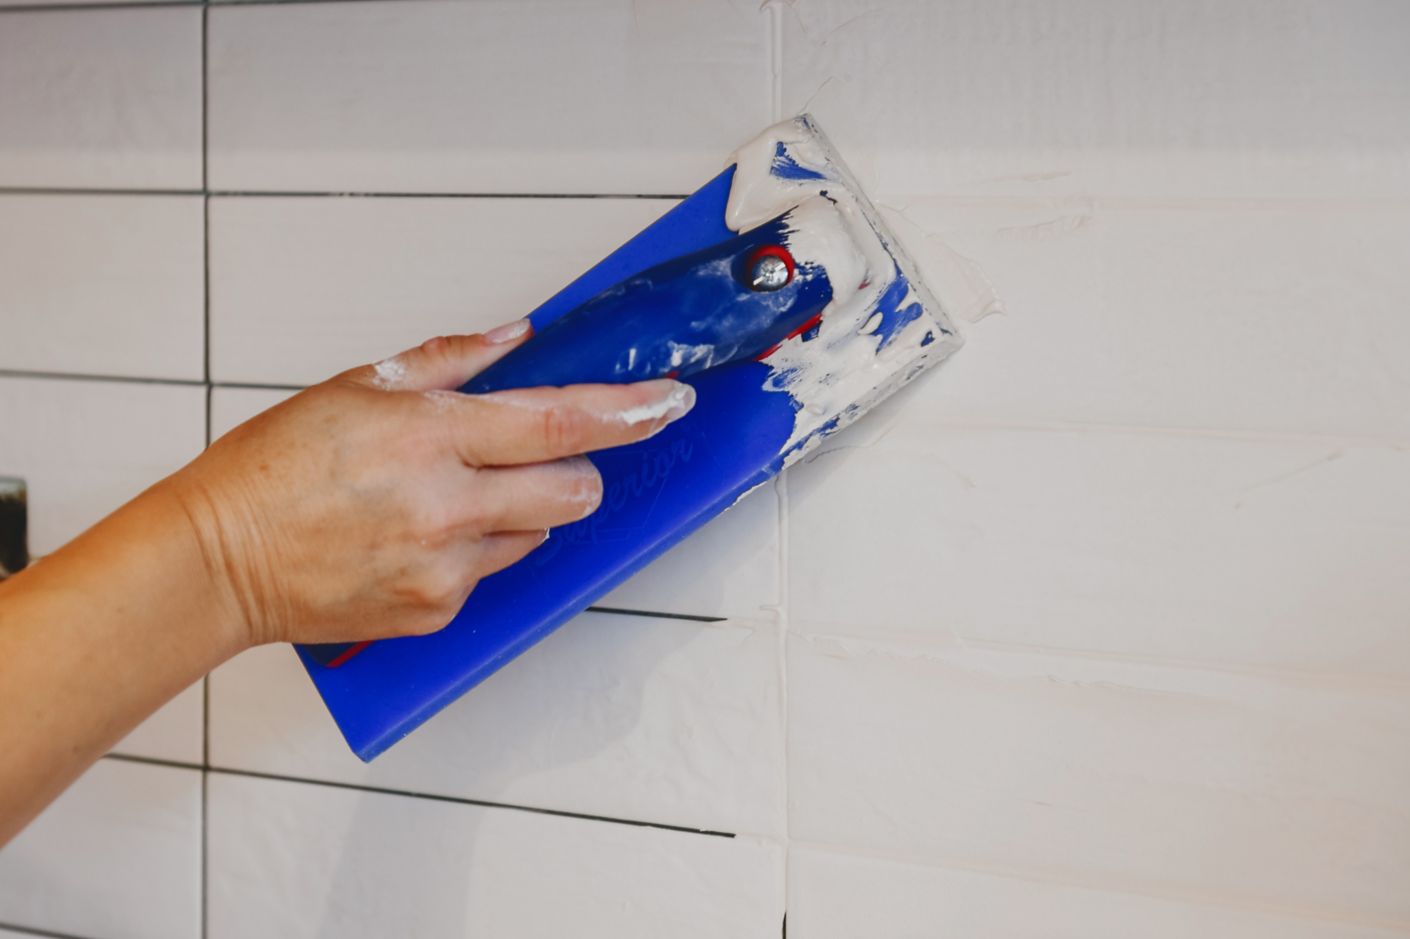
[561,454,599,480]
[619,380,696,426]
[484,318,531,344]
[562,456,604,514]
[662,382,696,422]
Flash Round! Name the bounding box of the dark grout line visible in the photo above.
[200,408,212,939]
[105,752,204,772]
[0,187,201,197]
[0,0,438,11]
[102,754,737,839]
[200,767,210,939]
[0,1,193,12]
[0,369,204,387]
[587,605,726,624]
[215,766,739,838]
[206,190,688,200]
[199,8,212,936]
[211,380,305,392]
[201,6,212,387]
[0,186,683,201]
[0,919,98,939]
[200,6,209,194]
[211,0,509,7]
[202,214,212,397]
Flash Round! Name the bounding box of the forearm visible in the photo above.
[0,480,246,843]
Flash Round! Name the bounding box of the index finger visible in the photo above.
[430,379,696,467]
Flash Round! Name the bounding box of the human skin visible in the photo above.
[0,321,695,844]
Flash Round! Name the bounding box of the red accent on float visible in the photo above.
[325,641,373,668]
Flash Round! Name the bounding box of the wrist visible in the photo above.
[154,473,266,658]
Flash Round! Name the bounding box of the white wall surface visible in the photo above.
[1,1,1407,937]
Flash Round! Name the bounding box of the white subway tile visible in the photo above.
[786,419,1410,680]
[788,634,1410,923]
[209,196,674,385]
[886,202,1410,438]
[0,7,202,188]
[112,680,204,765]
[780,0,1410,202]
[207,0,770,194]
[789,846,1410,939]
[0,376,206,555]
[210,611,783,836]
[207,772,784,939]
[0,759,201,939]
[0,194,204,381]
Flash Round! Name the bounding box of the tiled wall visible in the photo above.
[1,1,1407,937]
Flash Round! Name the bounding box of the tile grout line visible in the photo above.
[768,0,783,126]
[0,369,205,387]
[199,4,211,937]
[0,1,192,12]
[201,190,692,200]
[102,753,739,839]
[790,626,1410,693]
[0,186,687,200]
[765,2,791,933]
[584,605,724,624]
[0,919,99,939]
[0,0,470,13]
[0,187,201,197]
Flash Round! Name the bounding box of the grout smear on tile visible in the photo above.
[877,203,1006,326]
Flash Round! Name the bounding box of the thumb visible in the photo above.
[357,320,533,392]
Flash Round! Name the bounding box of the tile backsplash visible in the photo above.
[1,1,1408,937]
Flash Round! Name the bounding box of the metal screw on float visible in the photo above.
[750,254,791,291]
[0,477,27,580]
[749,250,793,292]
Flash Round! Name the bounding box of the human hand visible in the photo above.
[171,322,695,650]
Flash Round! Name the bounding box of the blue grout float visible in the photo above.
[300,115,963,760]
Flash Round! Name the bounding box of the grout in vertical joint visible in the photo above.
[774,471,792,909]
[200,744,210,939]
[762,0,790,922]
[767,0,784,122]
[204,385,214,449]
[201,200,211,389]
[199,6,212,939]
[200,1,210,197]
[200,0,212,390]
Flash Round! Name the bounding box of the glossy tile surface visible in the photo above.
[0,194,204,380]
[207,772,783,939]
[0,760,201,939]
[0,7,201,188]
